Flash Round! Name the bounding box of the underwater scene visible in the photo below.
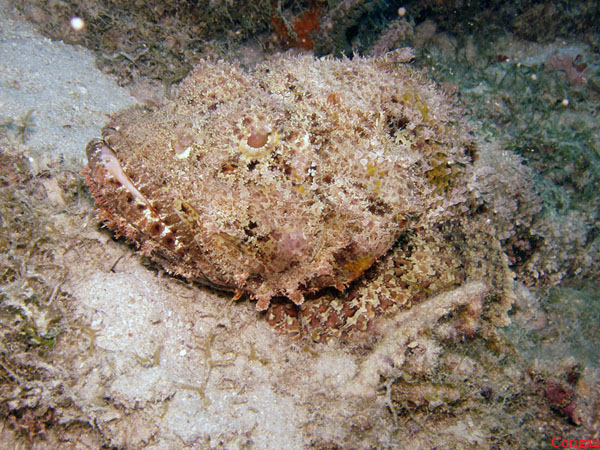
[0,0,598,448]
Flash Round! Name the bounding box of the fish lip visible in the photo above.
[85,138,109,171]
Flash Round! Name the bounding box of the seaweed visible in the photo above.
[0,109,36,143]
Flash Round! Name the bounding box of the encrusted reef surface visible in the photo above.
[82,50,505,339]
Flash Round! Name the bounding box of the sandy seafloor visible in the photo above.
[0,0,599,448]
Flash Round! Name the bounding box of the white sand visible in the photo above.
[0,0,136,171]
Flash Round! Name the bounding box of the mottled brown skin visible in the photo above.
[84,51,473,311]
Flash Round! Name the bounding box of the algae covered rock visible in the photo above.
[84,50,474,311]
